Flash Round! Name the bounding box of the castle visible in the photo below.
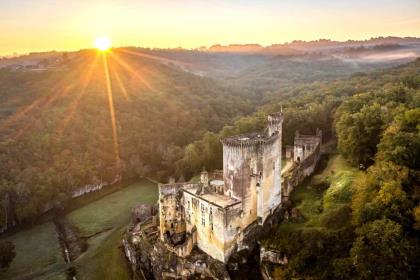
[158,112,283,263]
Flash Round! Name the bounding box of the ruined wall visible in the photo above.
[164,227,197,258]
[282,132,322,201]
[158,184,186,241]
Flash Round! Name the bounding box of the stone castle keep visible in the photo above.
[158,112,283,263]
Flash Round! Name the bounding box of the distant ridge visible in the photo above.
[202,36,420,54]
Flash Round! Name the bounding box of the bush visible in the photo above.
[320,205,352,229]
[324,171,355,209]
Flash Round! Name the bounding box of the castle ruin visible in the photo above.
[123,113,324,278]
[158,112,283,263]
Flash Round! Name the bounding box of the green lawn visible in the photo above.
[0,179,158,280]
[69,179,158,280]
[0,222,67,280]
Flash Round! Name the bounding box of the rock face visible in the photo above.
[123,203,286,279]
[123,213,229,280]
[260,247,288,265]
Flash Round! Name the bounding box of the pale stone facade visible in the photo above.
[158,113,283,263]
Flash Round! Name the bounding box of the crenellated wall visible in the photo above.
[282,130,322,201]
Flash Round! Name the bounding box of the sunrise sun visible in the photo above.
[95,37,111,51]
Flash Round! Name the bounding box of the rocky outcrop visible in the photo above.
[123,218,229,279]
[122,201,290,279]
[260,247,288,265]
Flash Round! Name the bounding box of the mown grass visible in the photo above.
[69,179,158,280]
[0,179,158,280]
[0,222,67,280]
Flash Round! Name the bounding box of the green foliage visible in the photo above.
[377,108,420,169]
[350,219,415,279]
[335,64,420,279]
[336,82,420,167]
[336,102,386,165]
[0,241,15,270]
[351,161,413,227]
[320,205,352,229]
[323,170,356,209]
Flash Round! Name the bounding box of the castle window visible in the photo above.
[209,208,213,231]
[202,216,205,226]
[192,198,198,209]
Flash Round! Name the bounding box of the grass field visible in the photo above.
[0,179,158,280]
[0,222,67,280]
[69,179,158,280]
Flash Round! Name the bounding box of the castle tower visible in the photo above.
[221,112,283,224]
[200,169,209,187]
[267,112,283,137]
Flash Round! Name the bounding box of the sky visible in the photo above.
[1,0,420,55]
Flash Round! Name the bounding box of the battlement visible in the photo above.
[221,112,283,147]
[267,112,284,123]
[221,131,279,147]
[159,183,201,197]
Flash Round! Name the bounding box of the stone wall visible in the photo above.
[282,131,322,201]
[183,190,228,262]
[164,226,197,258]
[158,183,188,242]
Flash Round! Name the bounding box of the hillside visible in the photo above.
[0,49,252,226]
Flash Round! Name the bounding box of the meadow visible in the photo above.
[0,222,66,280]
[70,179,158,280]
[0,179,158,280]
